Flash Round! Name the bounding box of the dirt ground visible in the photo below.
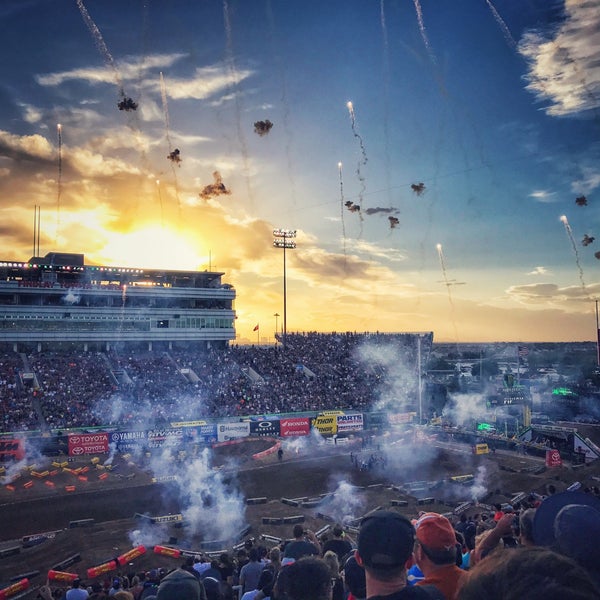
[1,433,600,597]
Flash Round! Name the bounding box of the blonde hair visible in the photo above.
[323,549,341,576]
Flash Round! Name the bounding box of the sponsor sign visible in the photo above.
[151,514,183,524]
[109,430,147,453]
[68,433,109,456]
[474,443,489,455]
[183,423,218,444]
[280,417,310,438]
[217,422,250,442]
[0,438,25,461]
[545,448,562,468]
[336,414,363,432]
[388,412,416,425]
[147,429,183,448]
[249,420,281,437]
[170,420,207,428]
[311,415,337,435]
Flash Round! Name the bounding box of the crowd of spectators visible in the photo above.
[0,333,428,433]
[27,485,600,599]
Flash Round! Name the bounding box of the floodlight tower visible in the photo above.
[273,229,296,348]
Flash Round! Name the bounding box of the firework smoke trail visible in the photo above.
[56,123,62,247]
[338,162,347,263]
[75,0,126,100]
[380,0,392,205]
[346,101,368,223]
[437,243,460,343]
[156,179,165,229]
[412,0,437,64]
[265,0,297,207]
[484,0,517,50]
[560,215,588,296]
[223,0,253,207]
[159,72,181,218]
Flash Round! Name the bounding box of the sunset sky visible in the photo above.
[0,0,599,344]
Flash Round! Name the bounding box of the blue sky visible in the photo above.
[0,0,598,343]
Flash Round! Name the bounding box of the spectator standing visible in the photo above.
[66,578,89,600]
[413,513,467,600]
[342,555,366,600]
[155,568,207,600]
[457,547,599,600]
[283,526,321,561]
[323,525,353,563]
[323,550,345,600]
[240,548,265,595]
[285,557,333,600]
[355,510,444,599]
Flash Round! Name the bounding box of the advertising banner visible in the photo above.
[188,423,218,445]
[388,412,416,425]
[68,433,109,456]
[311,415,337,435]
[474,443,489,455]
[217,422,250,442]
[147,428,183,448]
[280,417,310,438]
[249,420,281,437]
[545,448,563,467]
[336,414,363,432]
[109,430,147,453]
[0,438,25,462]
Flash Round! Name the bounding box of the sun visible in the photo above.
[95,226,207,270]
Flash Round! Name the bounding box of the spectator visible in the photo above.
[532,490,600,589]
[323,550,345,600]
[322,525,353,563]
[413,513,467,600]
[202,577,223,600]
[517,508,536,547]
[240,548,265,595]
[283,525,321,561]
[156,568,207,600]
[469,514,512,567]
[241,568,274,600]
[285,557,333,600]
[457,547,599,600]
[139,570,161,600]
[355,510,444,599]
[66,578,89,600]
[342,555,366,600]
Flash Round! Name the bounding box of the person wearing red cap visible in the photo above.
[413,513,467,600]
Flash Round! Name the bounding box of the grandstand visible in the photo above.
[0,251,236,352]
[0,249,436,438]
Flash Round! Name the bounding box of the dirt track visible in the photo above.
[1,436,599,596]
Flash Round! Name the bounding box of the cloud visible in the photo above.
[527,266,549,276]
[506,281,600,304]
[529,189,557,203]
[352,239,407,263]
[520,0,600,116]
[153,65,254,101]
[0,130,53,162]
[35,53,186,88]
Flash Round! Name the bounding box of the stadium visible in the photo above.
[1,252,600,599]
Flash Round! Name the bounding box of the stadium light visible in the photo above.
[273,229,296,348]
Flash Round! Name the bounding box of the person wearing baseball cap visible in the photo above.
[355,510,444,599]
[413,513,466,600]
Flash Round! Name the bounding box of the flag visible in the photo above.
[518,345,529,357]
[253,324,259,331]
